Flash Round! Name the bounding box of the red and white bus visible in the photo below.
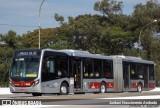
[9,49,155,96]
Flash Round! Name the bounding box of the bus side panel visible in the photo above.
[82,79,114,92]
[105,79,114,92]
[41,78,70,93]
[69,77,74,93]
[83,79,101,92]
[113,57,123,92]
[149,80,155,89]
[130,79,144,91]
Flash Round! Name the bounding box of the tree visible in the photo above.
[2,30,17,48]
[92,0,135,55]
[54,13,65,26]
[131,0,160,59]
[68,14,102,53]
[0,47,13,85]
[98,26,134,55]
[94,0,123,16]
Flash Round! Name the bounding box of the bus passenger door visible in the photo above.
[123,63,130,91]
[73,58,83,92]
[143,65,149,88]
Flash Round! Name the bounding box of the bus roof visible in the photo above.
[112,55,154,65]
[43,49,154,64]
[14,48,154,64]
[43,49,113,60]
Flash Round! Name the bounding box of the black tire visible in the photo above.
[100,82,106,93]
[32,93,42,96]
[137,83,142,92]
[60,82,69,95]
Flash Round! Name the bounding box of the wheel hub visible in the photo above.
[61,86,67,94]
[101,85,105,93]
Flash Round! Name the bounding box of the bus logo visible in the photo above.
[2,100,12,105]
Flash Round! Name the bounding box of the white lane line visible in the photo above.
[0,105,62,108]
[98,95,160,99]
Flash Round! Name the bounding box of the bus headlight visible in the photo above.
[32,80,39,87]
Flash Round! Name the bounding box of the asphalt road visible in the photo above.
[1,91,160,99]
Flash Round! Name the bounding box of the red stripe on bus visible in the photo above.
[89,82,114,89]
[12,81,34,87]
[106,82,114,88]
[89,82,101,89]
[131,82,138,88]
[149,83,155,88]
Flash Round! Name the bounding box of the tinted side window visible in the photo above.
[103,60,113,79]
[83,59,93,78]
[149,65,154,80]
[130,63,138,79]
[42,56,56,82]
[137,64,144,79]
[93,59,103,78]
[47,60,55,74]
[41,51,69,82]
[57,57,68,78]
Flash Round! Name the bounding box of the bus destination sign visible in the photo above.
[19,51,37,56]
[14,50,41,57]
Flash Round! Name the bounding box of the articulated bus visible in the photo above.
[9,49,155,96]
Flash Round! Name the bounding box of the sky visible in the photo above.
[0,0,155,35]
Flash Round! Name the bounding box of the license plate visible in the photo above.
[20,89,26,92]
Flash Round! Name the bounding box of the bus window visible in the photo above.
[93,59,102,78]
[56,57,68,77]
[103,60,113,79]
[47,60,55,74]
[42,55,68,82]
[42,57,56,82]
[11,58,39,78]
[137,64,144,79]
[149,65,154,80]
[130,63,138,79]
[83,59,93,78]
[123,62,130,88]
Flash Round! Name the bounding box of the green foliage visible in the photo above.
[68,14,101,52]
[131,0,160,59]
[101,26,134,54]
[94,0,123,16]
[54,13,65,26]
[2,30,17,48]
[0,47,13,85]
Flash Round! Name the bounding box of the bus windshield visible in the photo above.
[10,57,40,78]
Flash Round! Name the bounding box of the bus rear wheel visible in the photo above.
[137,83,142,92]
[60,82,69,95]
[32,93,42,96]
[100,82,106,93]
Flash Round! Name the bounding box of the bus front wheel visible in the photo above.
[100,82,106,93]
[32,93,42,96]
[60,82,69,95]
